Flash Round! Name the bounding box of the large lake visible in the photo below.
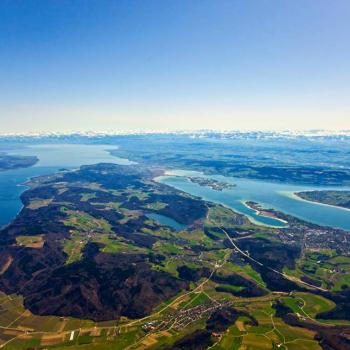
[157,170,350,231]
[1,144,350,231]
[0,144,133,227]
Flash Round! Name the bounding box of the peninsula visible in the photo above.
[0,154,38,171]
[296,190,350,210]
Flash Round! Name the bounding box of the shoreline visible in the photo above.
[283,191,350,213]
[153,169,350,231]
[0,144,132,229]
[242,200,289,225]
[157,172,288,228]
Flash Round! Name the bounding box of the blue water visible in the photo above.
[2,145,350,232]
[157,170,350,231]
[0,144,134,227]
[146,213,186,231]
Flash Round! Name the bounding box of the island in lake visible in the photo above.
[0,154,38,171]
[187,176,236,191]
[296,190,350,210]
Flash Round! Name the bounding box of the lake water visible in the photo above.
[0,144,134,227]
[156,170,350,231]
[1,144,350,231]
[146,213,186,231]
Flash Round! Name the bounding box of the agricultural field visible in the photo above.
[0,163,349,349]
[284,250,350,292]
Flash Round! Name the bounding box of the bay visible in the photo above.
[157,170,350,231]
[0,144,133,227]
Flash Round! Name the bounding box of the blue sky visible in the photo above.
[0,0,349,132]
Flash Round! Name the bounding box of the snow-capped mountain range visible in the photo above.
[0,129,350,138]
